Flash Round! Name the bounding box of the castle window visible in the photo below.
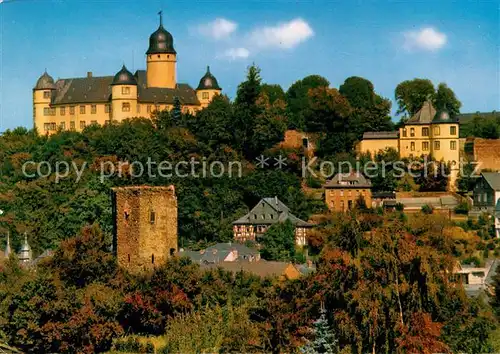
[410,142,415,151]
[422,127,429,136]
[60,107,66,116]
[434,140,440,150]
[450,140,457,150]
[80,105,86,114]
[410,128,415,137]
[450,126,457,135]
[90,120,98,125]
[157,54,160,58]
[402,128,407,137]
[147,105,151,113]
[105,104,110,113]
[124,210,129,221]
[122,87,130,95]
[128,254,130,263]
[152,254,155,264]
[60,122,65,130]
[50,123,56,130]
[434,126,440,136]
[80,121,86,129]
[43,107,50,116]
[70,106,75,115]
[43,123,50,131]
[150,211,156,224]
[170,248,175,256]
[155,104,160,111]
[70,121,75,130]
[91,104,97,114]
[422,141,429,151]
[122,102,130,112]
[202,92,209,99]
[43,91,50,99]
[302,138,309,148]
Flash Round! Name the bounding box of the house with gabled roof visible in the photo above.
[232,197,313,246]
[472,172,500,238]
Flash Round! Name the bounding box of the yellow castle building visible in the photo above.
[357,100,460,162]
[357,100,460,189]
[33,13,222,134]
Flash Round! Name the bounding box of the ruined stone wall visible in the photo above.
[112,186,178,273]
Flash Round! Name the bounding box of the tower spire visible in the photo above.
[158,10,163,27]
[4,231,11,258]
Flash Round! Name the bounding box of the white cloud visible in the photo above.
[219,47,250,60]
[249,18,314,49]
[403,27,447,52]
[198,18,237,40]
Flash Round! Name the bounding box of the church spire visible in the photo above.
[4,232,11,258]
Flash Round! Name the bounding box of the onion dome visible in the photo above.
[111,65,137,86]
[197,66,221,90]
[34,71,55,90]
[433,107,452,123]
[146,15,176,55]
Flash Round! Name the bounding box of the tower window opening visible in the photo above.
[152,254,155,264]
[170,248,175,256]
[124,211,129,221]
[157,55,160,58]
[122,102,130,112]
[43,91,50,99]
[128,254,130,263]
[202,92,209,99]
[150,211,156,224]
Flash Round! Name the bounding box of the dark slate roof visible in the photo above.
[232,197,312,227]
[481,172,500,191]
[179,243,260,264]
[201,260,298,279]
[135,70,200,105]
[324,172,372,189]
[52,76,113,105]
[146,24,176,55]
[111,65,137,86]
[34,71,55,90]
[362,131,398,140]
[406,100,436,125]
[49,71,200,106]
[197,66,221,90]
[372,191,396,199]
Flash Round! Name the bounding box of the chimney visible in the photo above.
[87,72,92,78]
[275,196,278,205]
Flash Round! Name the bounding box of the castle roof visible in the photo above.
[49,70,200,106]
[111,65,137,86]
[362,131,399,140]
[146,24,176,55]
[406,100,436,124]
[197,66,221,90]
[34,71,55,90]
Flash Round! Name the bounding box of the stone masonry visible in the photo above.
[111,185,178,273]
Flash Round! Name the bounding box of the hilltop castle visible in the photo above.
[33,13,222,134]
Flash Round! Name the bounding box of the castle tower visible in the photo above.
[18,233,32,264]
[146,12,177,89]
[111,186,178,273]
[111,65,138,122]
[196,66,222,108]
[33,71,56,133]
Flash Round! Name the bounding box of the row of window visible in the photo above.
[42,104,110,116]
[43,120,104,131]
[253,213,275,220]
[409,140,456,151]
[334,189,367,197]
[402,126,456,137]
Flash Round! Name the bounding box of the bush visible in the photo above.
[421,204,434,214]
[454,201,470,215]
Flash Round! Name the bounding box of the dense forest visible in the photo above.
[1,66,499,352]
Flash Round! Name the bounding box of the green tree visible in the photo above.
[261,84,286,105]
[261,220,297,261]
[286,75,330,130]
[395,78,435,117]
[435,83,461,117]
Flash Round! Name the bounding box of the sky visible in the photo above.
[0,0,498,131]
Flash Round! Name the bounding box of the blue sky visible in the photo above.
[0,0,498,131]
